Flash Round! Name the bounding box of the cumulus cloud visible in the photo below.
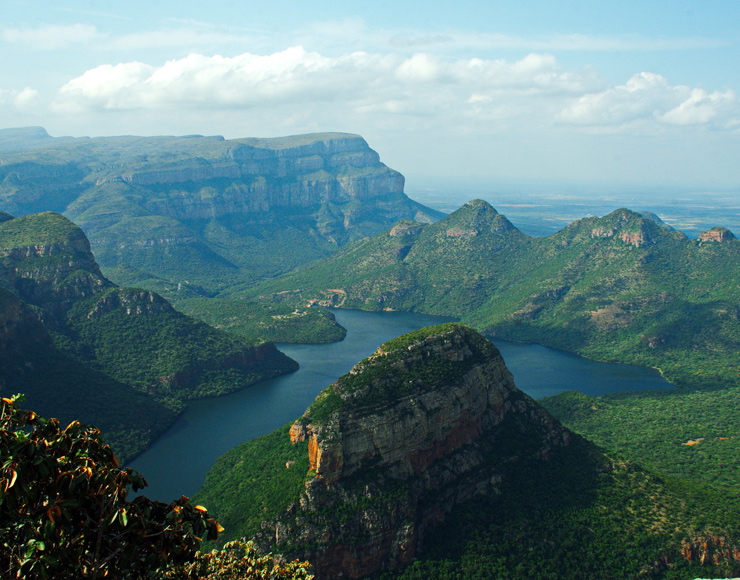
[560,72,739,129]
[50,47,740,138]
[54,48,596,118]
[0,87,40,109]
[1,24,102,50]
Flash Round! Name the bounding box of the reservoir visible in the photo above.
[128,309,672,501]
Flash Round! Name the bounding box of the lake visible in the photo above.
[128,308,672,501]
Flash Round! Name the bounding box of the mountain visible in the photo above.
[247,201,739,388]
[244,202,740,489]
[0,212,297,460]
[0,129,443,299]
[195,324,740,579]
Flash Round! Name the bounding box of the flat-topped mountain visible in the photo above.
[195,324,740,579]
[0,211,297,459]
[0,128,442,297]
[196,324,570,578]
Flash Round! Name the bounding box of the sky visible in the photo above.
[2,0,740,190]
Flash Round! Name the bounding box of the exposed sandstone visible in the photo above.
[258,324,570,579]
[698,226,737,243]
[85,289,174,318]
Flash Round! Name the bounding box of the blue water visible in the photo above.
[128,309,671,501]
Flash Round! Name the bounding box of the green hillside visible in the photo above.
[177,298,346,343]
[0,212,298,460]
[0,287,175,459]
[242,201,740,490]
[0,129,443,300]
[196,324,740,580]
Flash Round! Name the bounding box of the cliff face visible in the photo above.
[0,130,443,296]
[0,211,300,460]
[0,212,111,315]
[254,324,570,579]
[698,226,737,243]
[96,135,407,221]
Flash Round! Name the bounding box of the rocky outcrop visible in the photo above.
[0,213,111,314]
[85,289,174,318]
[681,534,740,567]
[698,226,736,243]
[257,324,570,579]
[87,135,410,222]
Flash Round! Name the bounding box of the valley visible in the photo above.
[130,308,670,502]
[1,128,739,579]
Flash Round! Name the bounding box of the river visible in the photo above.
[128,309,671,501]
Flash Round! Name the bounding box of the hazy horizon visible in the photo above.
[2,0,740,191]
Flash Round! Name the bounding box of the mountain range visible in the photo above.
[243,199,740,489]
[2,127,740,578]
[0,127,442,299]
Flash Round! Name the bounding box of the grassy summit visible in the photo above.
[0,211,85,248]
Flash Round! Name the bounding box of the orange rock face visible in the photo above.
[259,325,571,579]
[698,227,736,243]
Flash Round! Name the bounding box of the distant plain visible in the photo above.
[406,177,740,237]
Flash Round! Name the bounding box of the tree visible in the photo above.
[162,540,313,580]
[0,394,221,579]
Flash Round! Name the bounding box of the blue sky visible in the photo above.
[2,0,739,190]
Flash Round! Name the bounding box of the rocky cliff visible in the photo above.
[0,130,443,296]
[202,324,570,579]
[698,226,737,243]
[0,211,299,460]
[0,212,111,316]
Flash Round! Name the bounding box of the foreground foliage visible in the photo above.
[0,395,220,579]
[0,395,313,579]
[162,541,313,580]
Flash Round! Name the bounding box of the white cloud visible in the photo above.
[13,87,39,109]
[1,24,103,50]
[559,72,739,129]
[49,47,740,142]
[660,87,736,126]
[54,48,597,118]
[0,87,40,110]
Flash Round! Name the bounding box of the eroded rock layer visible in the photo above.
[255,324,570,579]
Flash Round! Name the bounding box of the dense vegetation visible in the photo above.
[541,388,740,490]
[192,423,310,544]
[0,395,312,579]
[0,211,84,248]
[302,323,494,419]
[177,298,346,344]
[0,287,176,462]
[62,289,298,401]
[0,212,298,461]
[373,436,740,580]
